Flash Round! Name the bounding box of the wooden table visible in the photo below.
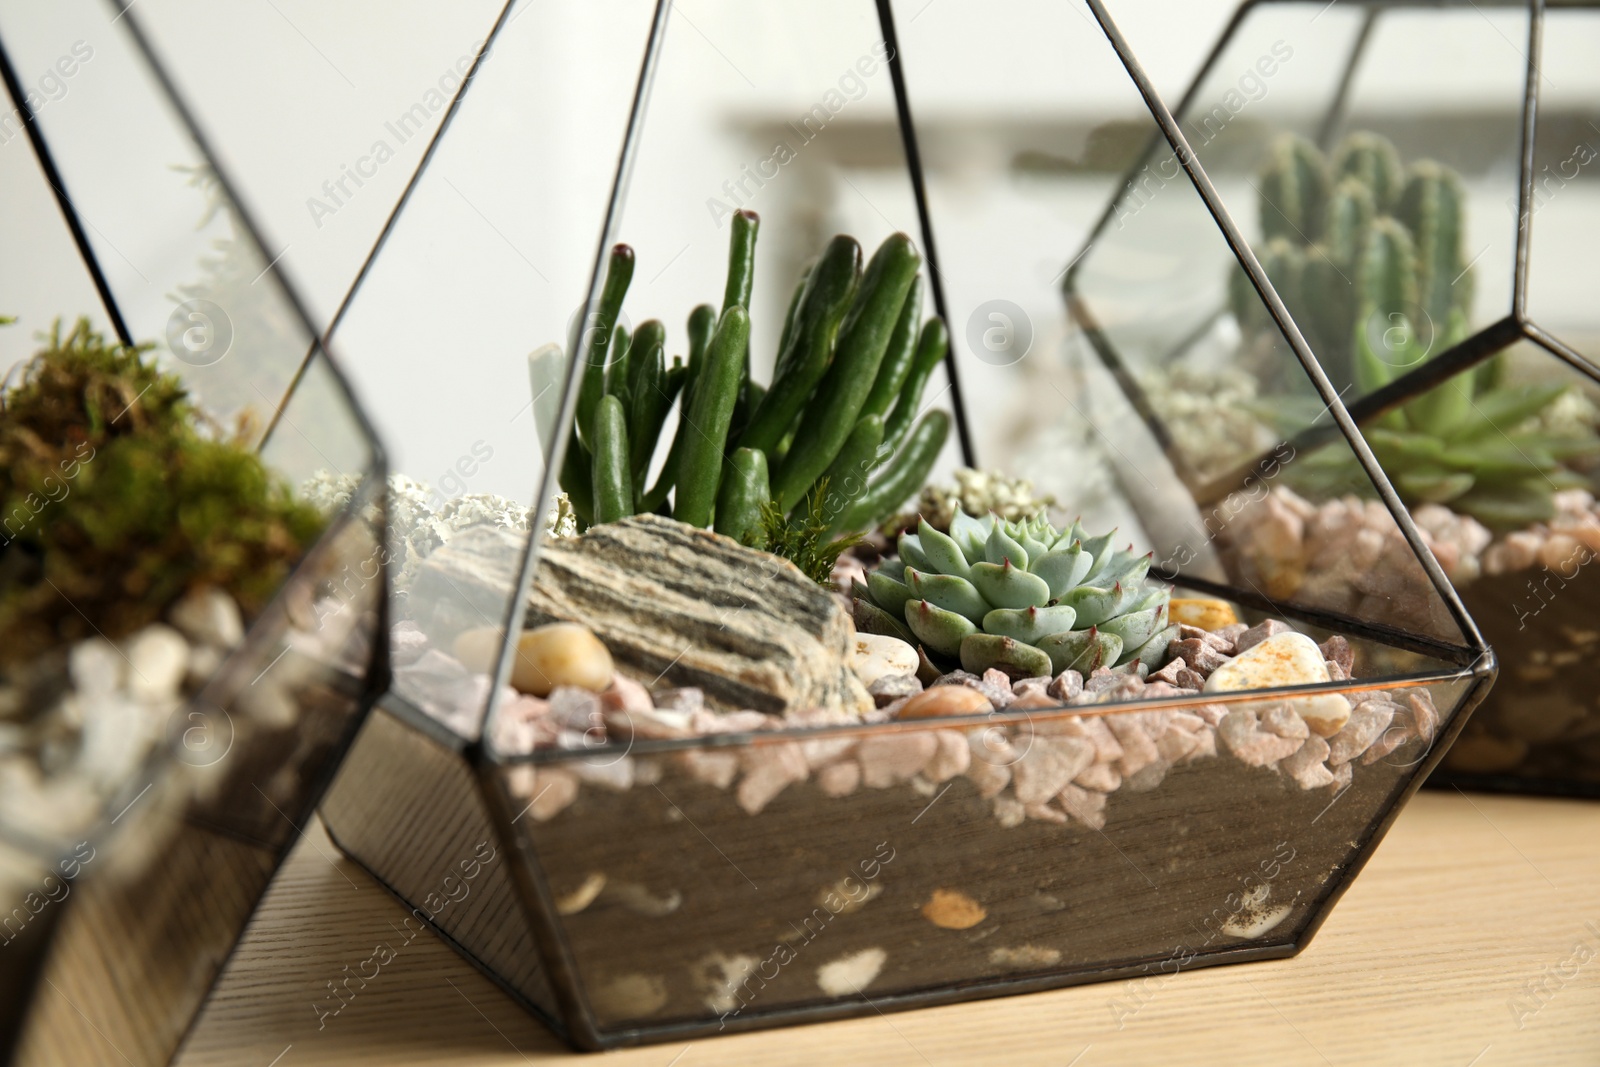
[176,792,1600,1066]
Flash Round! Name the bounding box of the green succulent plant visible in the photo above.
[1231,132,1475,392]
[548,213,955,584]
[1234,132,1600,529]
[856,508,1175,678]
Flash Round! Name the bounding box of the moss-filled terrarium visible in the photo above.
[0,3,387,1062]
[316,0,1489,1050]
[1067,0,1600,794]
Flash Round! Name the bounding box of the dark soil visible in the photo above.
[1437,562,1600,793]
[527,750,1408,1033]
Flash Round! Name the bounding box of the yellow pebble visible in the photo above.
[1168,597,1239,631]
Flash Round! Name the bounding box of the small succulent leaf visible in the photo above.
[970,560,1052,609]
[905,568,990,623]
[985,523,1031,569]
[1126,623,1180,670]
[1395,467,1475,503]
[981,603,1078,644]
[1098,602,1168,655]
[853,597,916,645]
[877,558,906,581]
[1077,529,1119,581]
[898,532,933,572]
[1517,432,1600,462]
[960,633,1053,679]
[1124,584,1169,616]
[1402,376,1474,440]
[917,517,973,578]
[1099,550,1153,589]
[905,598,978,657]
[1017,534,1056,566]
[1031,543,1093,598]
[1453,383,1568,440]
[851,579,870,601]
[1438,439,1555,476]
[1036,628,1123,675]
[948,509,990,560]
[866,569,914,618]
[1055,582,1123,628]
[1449,483,1555,530]
[1366,427,1446,468]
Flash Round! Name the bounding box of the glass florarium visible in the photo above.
[1069,0,1600,795]
[317,0,1490,1050]
[0,2,386,1062]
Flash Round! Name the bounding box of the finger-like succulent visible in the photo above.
[857,508,1176,677]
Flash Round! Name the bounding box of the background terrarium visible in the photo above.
[0,1,387,1062]
[315,0,1489,1050]
[1067,0,1600,795]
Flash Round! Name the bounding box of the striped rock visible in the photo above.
[411,517,871,715]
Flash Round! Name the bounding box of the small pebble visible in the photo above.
[168,587,245,649]
[816,948,887,996]
[511,623,614,696]
[1233,619,1292,655]
[922,888,986,930]
[867,674,922,708]
[851,633,920,688]
[896,686,992,720]
[1168,597,1239,630]
[125,625,189,703]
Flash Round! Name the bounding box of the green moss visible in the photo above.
[0,319,323,664]
[746,478,864,586]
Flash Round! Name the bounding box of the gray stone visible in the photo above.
[413,520,870,715]
[867,674,923,708]
[1047,669,1083,701]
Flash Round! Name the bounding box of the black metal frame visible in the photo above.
[0,2,396,1061]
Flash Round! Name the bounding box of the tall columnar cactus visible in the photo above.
[550,212,953,577]
[1394,161,1471,334]
[857,509,1175,677]
[1259,135,1328,244]
[1236,131,1475,394]
[1332,131,1404,212]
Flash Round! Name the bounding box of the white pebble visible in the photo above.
[168,587,244,649]
[816,948,887,997]
[125,625,189,703]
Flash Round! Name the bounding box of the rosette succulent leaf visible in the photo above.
[861,509,1175,677]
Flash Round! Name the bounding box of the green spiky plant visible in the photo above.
[856,508,1175,677]
[0,319,324,665]
[549,212,954,583]
[1234,132,1599,530]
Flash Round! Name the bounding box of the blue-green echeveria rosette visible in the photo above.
[859,508,1177,678]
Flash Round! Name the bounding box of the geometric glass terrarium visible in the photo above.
[0,2,386,1062]
[1070,0,1600,794]
[320,0,1489,1049]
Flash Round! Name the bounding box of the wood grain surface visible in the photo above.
[172,792,1600,1066]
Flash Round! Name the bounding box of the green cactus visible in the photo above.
[1236,133,1475,395]
[1394,161,1470,331]
[1332,131,1404,213]
[860,508,1176,677]
[1258,135,1328,244]
[549,216,954,582]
